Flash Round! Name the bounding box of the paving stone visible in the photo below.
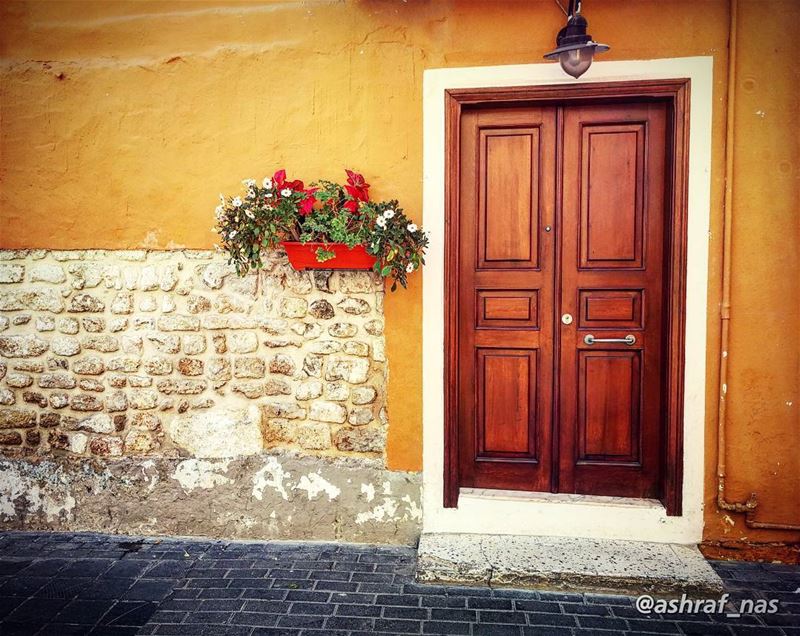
[0,559,32,575]
[374,617,423,632]
[199,587,244,599]
[384,605,429,620]
[515,598,563,613]
[77,578,138,599]
[429,608,476,622]
[325,615,376,630]
[229,612,280,626]
[285,589,329,602]
[531,612,581,626]
[422,595,468,608]
[122,579,178,600]
[472,623,522,635]
[146,560,192,578]
[52,599,115,624]
[277,613,327,628]
[576,614,630,630]
[335,603,383,617]
[422,621,472,634]
[0,597,23,620]
[5,597,70,622]
[0,575,49,596]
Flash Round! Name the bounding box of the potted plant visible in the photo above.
[214,169,427,290]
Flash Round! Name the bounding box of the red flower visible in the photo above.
[343,169,370,212]
[273,169,305,196]
[299,187,319,216]
[344,184,368,199]
[273,169,304,191]
[345,169,369,190]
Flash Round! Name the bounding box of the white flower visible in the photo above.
[262,177,273,189]
[214,205,224,220]
[265,192,274,198]
[246,188,256,199]
[228,230,237,239]
[245,210,255,219]
[232,196,242,207]
[375,216,387,228]
[242,178,256,188]
[407,223,418,233]
[406,263,415,273]
[383,209,395,219]
[280,188,292,197]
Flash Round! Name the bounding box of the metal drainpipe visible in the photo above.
[716,0,800,533]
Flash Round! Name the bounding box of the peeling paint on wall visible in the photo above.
[171,458,231,492]
[355,496,400,525]
[361,482,376,502]
[0,461,76,521]
[295,472,341,501]
[252,456,291,501]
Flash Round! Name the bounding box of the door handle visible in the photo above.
[583,334,636,346]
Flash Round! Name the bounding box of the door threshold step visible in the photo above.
[460,487,663,508]
[416,533,724,596]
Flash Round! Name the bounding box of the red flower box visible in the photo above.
[280,241,377,271]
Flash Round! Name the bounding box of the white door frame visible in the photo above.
[421,57,713,544]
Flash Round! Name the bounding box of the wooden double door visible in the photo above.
[455,100,670,500]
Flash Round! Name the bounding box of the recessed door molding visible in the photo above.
[422,58,713,544]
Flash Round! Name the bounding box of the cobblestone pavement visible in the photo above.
[0,532,797,635]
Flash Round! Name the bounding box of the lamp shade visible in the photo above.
[544,11,609,79]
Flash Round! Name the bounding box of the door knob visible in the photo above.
[561,313,573,325]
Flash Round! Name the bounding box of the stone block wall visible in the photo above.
[0,249,420,544]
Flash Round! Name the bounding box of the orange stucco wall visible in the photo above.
[702,0,799,543]
[1,0,797,544]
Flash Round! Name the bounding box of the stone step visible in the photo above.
[416,533,724,596]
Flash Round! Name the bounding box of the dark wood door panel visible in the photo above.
[477,348,538,458]
[578,289,644,330]
[457,106,556,494]
[578,349,642,464]
[559,102,668,500]
[477,290,539,330]
[479,128,540,268]
[579,123,647,269]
